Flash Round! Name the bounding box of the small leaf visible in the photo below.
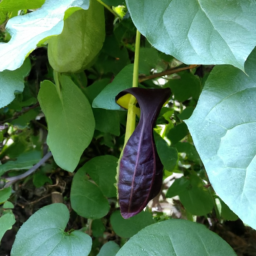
[0,0,90,72]
[11,203,92,256]
[93,65,134,110]
[97,241,120,256]
[0,213,15,241]
[48,1,105,73]
[126,0,256,70]
[0,187,12,204]
[167,123,189,145]
[110,210,155,238]
[116,219,236,256]
[94,109,120,136]
[84,155,118,198]
[166,71,201,102]
[71,164,110,219]
[154,133,178,171]
[216,198,238,221]
[116,88,171,218]
[0,150,41,176]
[92,219,105,238]
[166,177,189,198]
[0,58,31,108]
[179,174,214,216]
[38,76,95,172]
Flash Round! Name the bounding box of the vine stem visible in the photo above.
[96,0,119,18]
[124,30,141,144]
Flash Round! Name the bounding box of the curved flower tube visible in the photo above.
[115,88,171,218]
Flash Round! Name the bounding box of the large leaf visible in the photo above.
[48,0,105,73]
[92,64,134,110]
[0,213,16,241]
[11,203,92,256]
[126,0,256,70]
[185,48,256,229]
[0,58,31,108]
[0,0,89,72]
[0,0,45,11]
[116,219,236,256]
[38,76,95,172]
[84,155,118,198]
[110,210,155,238]
[71,164,110,219]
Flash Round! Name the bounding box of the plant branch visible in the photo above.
[3,151,52,188]
[139,65,198,83]
[0,102,40,125]
[96,0,119,18]
[124,30,141,144]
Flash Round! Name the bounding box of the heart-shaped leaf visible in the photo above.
[116,219,236,256]
[185,48,256,229]
[71,164,110,219]
[11,203,92,256]
[38,76,95,172]
[126,0,256,70]
[0,0,89,72]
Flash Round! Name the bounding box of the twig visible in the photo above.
[138,65,198,83]
[0,102,40,125]
[4,151,52,188]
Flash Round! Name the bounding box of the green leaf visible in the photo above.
[178,107,195,120]
[11,109,39,128]
[167,122,189,145]
[71,165,110,219]
[94,109,120,136]
[33,170,52,188]
[166,71,201,102]
[110,210,155,238]
[185,48,256,229]
[0,0,45,11]
[154,133,178,171]
[92,219,105,238]
[175,142,201,163]
[84,79,110,104]
[216,198,238,221]
[126,0,256,70]
[178,174,214,216]
[98,241,120,256]
[0,187,12,204]
[116,219,236,256]
[11,203,92,256]
[0,0,90,72]
[38,76,95,172]
[48,1,105,73]
[166,177,189,198]
[3,201,14,209]
[139,47,160,75]
[102,0,124,6]
[92,64,134,110]
[0,212,15,241]
[0,150,41,176]
[0,58,31,108]
[84,155,118,197]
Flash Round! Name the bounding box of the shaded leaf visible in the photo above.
[38,76,95,172]
[11,203,92,256]
[92,219,105,238]
[0,187,12,204]
[167,122,189,145]
[0,213,15,242]
[84,155,118,198]
[116,219,236,256]
[166,177,189,198]
[110,210,155,238]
